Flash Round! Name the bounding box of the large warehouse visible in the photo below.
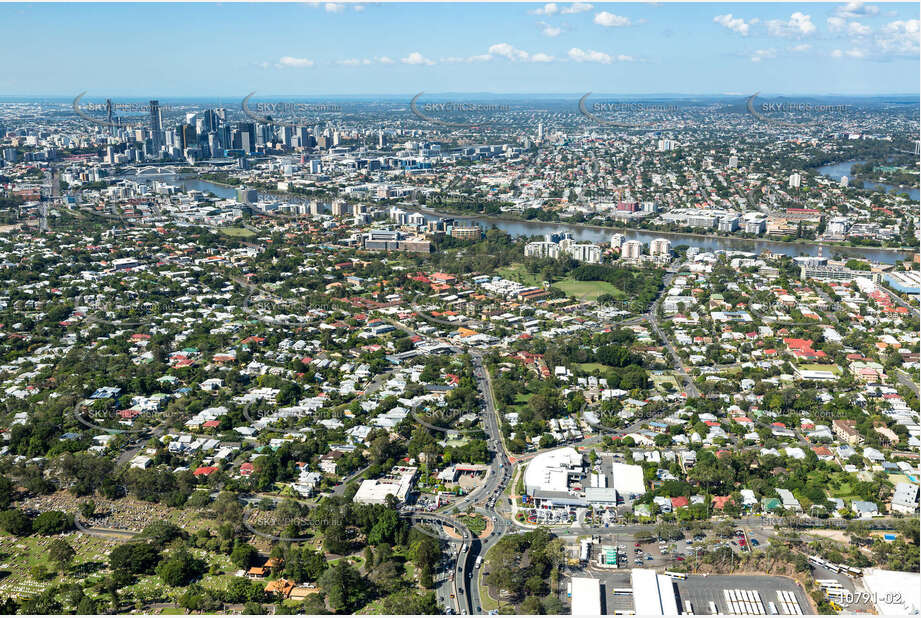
[524,447,584,496]
[570,577,602,615]
[610,462,646,498]
[862,569,921,615]
[630,568,680,615]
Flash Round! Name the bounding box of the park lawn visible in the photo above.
[553,278,625,301]
[576,362,610,374]
[159,608,186,615]
[798,363,842,375]
[510,393,535,411]
[497,263,544,287]
[219,226,257,238]
[828,483,859,500]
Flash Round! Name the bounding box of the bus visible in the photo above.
[474,556,483,570]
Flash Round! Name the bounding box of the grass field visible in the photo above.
[828,483,859,500]
[219,226,257,238]
[497,263,544,287]
[576,362,610,374]
[553,278,625,300]
[797,363,842,375]
[651,373,681,390]
[497,263,626,301]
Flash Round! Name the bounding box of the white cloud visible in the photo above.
[324,3,344,13]
[616,54,636,62]
[828,16,871,36]
[568,47,612,63]
[540,22,562,37]
[750,48,777,62]
[830,47,866,58]
[531,52,555,62]
[376,56,395,64]
[338,58,371,66]
[827,16,846,31]
[714,13,752,36]
[876,19,920,55]
[401,52,435,66]
[594,11,631,27]
[530,3,558,16]
[442,54,494,63]
[790,43,812,52]
[488,43,531,61]
[835,1,879,18]
[766,12,816,37]
[277,56,315,68]
[561,2,593,14]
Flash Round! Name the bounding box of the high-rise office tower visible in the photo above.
[179,124,197,150]
[296,126,309,148]
[280,126,294,147]
[378,129,384,149]
[537,122,543,142]
[207,133,221,158]
[149,100,163,153]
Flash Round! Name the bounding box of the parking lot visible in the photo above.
[521,507,577,525]
[675,574,812,615]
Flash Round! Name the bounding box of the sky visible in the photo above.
[0,2,918,96]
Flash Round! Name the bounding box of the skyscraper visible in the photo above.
[178,124,197,150]
[149,100,163,153]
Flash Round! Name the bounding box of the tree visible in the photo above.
[226,577,267,603]
[231,542,259,569]
[109,542,162,575]
[141,521,187,545]
[0,477,15,510]
[323,523,350,555]
[48,539,76,575]
[32,511,74,535]
[79,500,96,519]
[319,561,370,613]
[521,595,544,615]
[0,509,32,536]
[155,548,206,587]
[368,510,401,546]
